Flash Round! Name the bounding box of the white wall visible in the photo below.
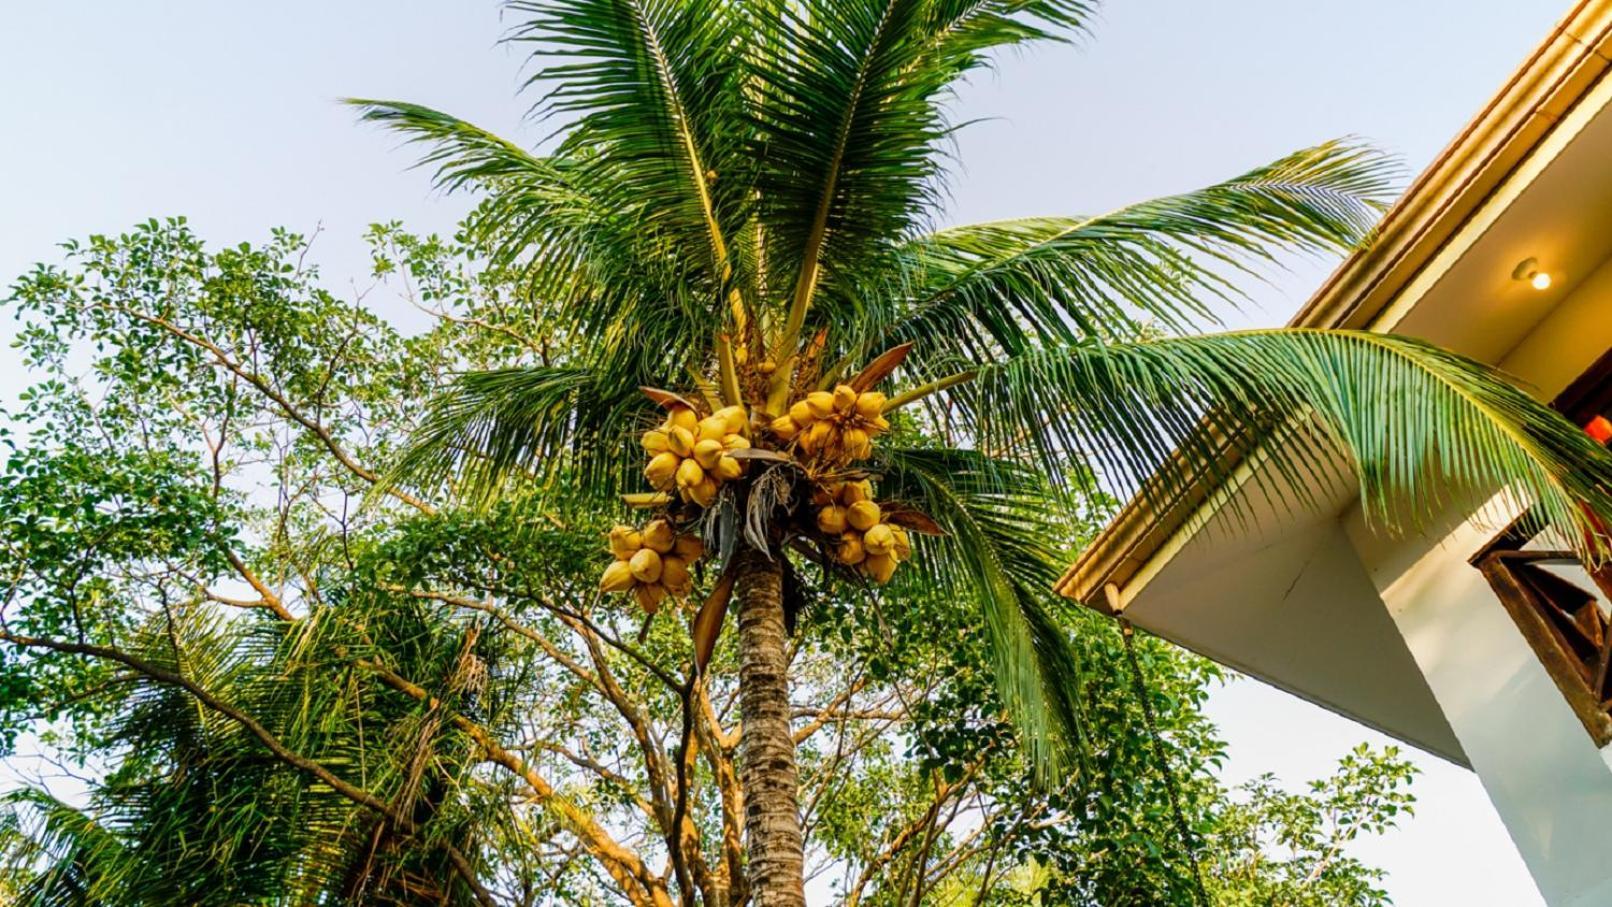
[1341,270,1612,906]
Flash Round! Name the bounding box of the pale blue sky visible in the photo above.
[0,2,1573,903]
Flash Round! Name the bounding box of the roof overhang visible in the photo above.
[1058,0,1612,610]
[1055,0,1612,762]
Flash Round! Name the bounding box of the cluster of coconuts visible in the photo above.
[813,480,912,584]
[599,519,705,613]
[642,404,750,508]
[770,385,889,462]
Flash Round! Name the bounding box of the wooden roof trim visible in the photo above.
[1056,0,1612,606]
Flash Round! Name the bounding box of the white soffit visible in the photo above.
[1378,71,1612,364]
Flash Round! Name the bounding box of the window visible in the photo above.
[1473,349,1612,745]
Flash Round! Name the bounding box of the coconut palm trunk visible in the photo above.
[732,548,806,905]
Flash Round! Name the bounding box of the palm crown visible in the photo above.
[354,1,1612,901]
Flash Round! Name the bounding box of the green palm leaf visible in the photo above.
[955,329,1612,562]
[2,790,131,906]
[877,446,1089,781]
[507,0,747,284]
[382,365,656,509]
[859,140,1396,366]
[346,99,708,342]
[753,0,1096,346]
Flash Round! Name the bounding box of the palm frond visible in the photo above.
[506,0,748,287]
[347,100,700,326]
[858,140,1397,367]
[382,365,653,510]
[953,329,1612,563]
[877,446,1088,781]
[753,0,1096,342]
[1,790,132,906]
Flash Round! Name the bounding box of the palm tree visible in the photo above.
[354,2,1612,903]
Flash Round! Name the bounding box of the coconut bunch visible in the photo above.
[599,518,705,612]
[770,384,889,463]
[812,481,912,584]
[642,404,750,508]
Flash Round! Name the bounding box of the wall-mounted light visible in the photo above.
[1512,257,1553,291]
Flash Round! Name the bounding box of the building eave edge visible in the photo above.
[1056,0,1612,606]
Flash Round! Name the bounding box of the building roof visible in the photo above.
[1055,0,1612,610]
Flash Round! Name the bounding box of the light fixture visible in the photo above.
[1512,257,1553,291]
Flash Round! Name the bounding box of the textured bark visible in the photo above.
[733,546,807,906]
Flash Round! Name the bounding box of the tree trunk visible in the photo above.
[733,546,806,906]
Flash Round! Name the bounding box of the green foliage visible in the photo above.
[0,220,1423,905]
[964,330,1612,556]
[345,0,1612,785]
[1207,745,1418,907]
[10,1,1607,900]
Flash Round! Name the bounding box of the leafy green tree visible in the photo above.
[1204,745,1417,907]
[1,221,1425,906]
[339,1,1612,903]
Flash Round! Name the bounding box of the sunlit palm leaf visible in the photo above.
[957,329,1612,563]
[507,0,748,285]
[753,0,1096,339]
[858,140,1395,367]
[878,446,1088,781]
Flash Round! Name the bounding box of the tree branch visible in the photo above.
[357,657,674,907]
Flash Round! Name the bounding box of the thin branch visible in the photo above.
[90,300,434,514]
[358,657,674,907]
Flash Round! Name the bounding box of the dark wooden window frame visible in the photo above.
[1471,347,1612,746]
[1473,544,1612,745]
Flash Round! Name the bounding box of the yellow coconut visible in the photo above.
[715,455,744,482]
[758,359,777,375]
[599,559,636,592]
[641,519,675,554]
[812,483,841,506]
[697,416,728,443]
[891,526,912,559]
[629,547,663,584]
[693,438,725,470]
[842,427,871,460]
[771,415,800,440]
[645,451,680,490]
[864,553,898,584]
[667,425,696,458]
[855,392,886,420]
[642,429,671,454]
[634,582,668,613]
[839,480,872,505]
[715,405,748,434]
[803,420,836,454]
[872,415,891,433]
[722,434,750,451]
[847,500,881,532]
[805,391,836,420]
[833,384,858,413]
[661,556,692,595]
[817,505,848,536]
[667,407,699,433]
[675,458,705,490]
[837,533,866,565]
[789,400,816,427]
[687,477,719,508]
[673,533,705,560]
[608,525,643,559]
[863,523,895,556]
